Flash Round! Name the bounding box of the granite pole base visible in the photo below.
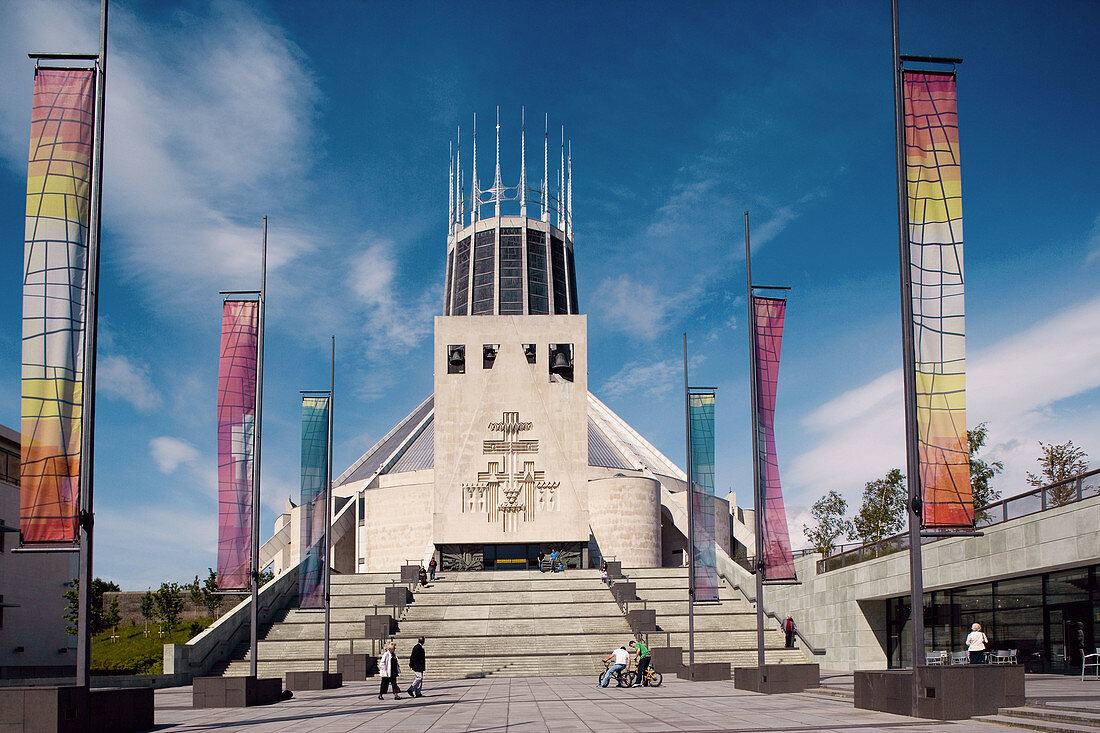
[193,676,285,708]
[677,662,731,681]
[0,685,154,732]
[854,665,1024,720]
[285,671,343,691]
[733,663,820,694]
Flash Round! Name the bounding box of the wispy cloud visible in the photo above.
[345,237,435,357]
[149,436,200,474]
[98,354,160,412]
[601,354,706,400]
[1083,214,1100,264]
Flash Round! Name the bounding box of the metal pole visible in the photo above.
[250,217,267,679]
[892,0,927,692]
[683,333,695,671]
[745,211,766,669]
[323,336,334,674]
[76,0,108,690]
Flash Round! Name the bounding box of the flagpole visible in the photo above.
[745,211,767,669]
[683,333,695,671]
[891,0,926,692]
[75,0,109,690]
[250,217,267,679]
[323,336,334,674]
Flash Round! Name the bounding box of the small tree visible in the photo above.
[1027,440,1089,507]
[61,577,121,636]
[853,468,907,545]
[802,490,853,557]
[140,590,155,637]
[258,568,274,587]
[104,597,122,634]
[189,569,224,620]
[153,582,184,634]
[969,423,1004,520]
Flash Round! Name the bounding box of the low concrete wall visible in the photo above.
[164,564,299,679]
[765,494,1100,671]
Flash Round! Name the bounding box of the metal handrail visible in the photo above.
[816,469,1100,574]
[718,571,826,656]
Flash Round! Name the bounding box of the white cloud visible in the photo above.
[344,238,435,358]
[602,359,683,400]
[149,436,200,474]
[95,505,218,589]
[1084,214,1100,264]
[788,294,1100,507]
[594,275,670,341]
[98,354,160,411]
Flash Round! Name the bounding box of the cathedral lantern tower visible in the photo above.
[432,110,590,567]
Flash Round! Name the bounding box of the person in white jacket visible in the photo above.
[965,623,988,665]
[378,642,403,700]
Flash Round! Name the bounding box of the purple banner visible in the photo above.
[689,392,719,601]
[217,300,258,590]
[754,297,795,581]
[299,394,330,609]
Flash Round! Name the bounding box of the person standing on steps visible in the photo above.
[428,557,437,581]
[783,614,797,649]
[378,642,403,700]
[407,637,426,697]
[629,639,651,686]
[538,549,546,572]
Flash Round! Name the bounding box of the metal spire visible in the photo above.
[448,141,454,235]
[559,126,565,229]
[542,114,549,222]
[520,107,527,219]
[494,106,502,217]
[567,140,573,239]
[472,112,479,222]
[456,126,462,226]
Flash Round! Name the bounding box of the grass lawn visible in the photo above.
[92,619,213,675]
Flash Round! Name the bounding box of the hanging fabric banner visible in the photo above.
[217,300,259,590]
[299,394,330,609]
[903,71,972,528]
[688,391,719,602]
[20,68,96,545]
[753,296,795,580]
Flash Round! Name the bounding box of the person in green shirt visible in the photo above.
[628,639,651,687]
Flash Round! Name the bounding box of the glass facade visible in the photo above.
[443,248,454,315]
[498,227,523,315]
[566,247,579,314]
[472,229,496,315]
[550,235,568,315]
[451,236,471,316]
[526,229,549,315]
[886,563,1098,673]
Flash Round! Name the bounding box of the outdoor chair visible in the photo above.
[926,651,947,666]
[949,651,969,665]
[1083,648,1100,681]
[990,650,1015,665]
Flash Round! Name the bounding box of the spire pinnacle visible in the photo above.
[456,125,462,226]
[494,105,502,217]
[472,112,479,222]
[542,114,549,222]
[520,107,527,218]
[567,140,573,239]
[448,141,454,235]
[559,126,565,229]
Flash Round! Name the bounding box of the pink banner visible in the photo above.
[754,297,795,580]
[217,300,258,590]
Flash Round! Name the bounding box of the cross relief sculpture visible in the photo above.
[462,411,560,531]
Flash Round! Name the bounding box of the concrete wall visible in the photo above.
[765,494,1100,671]
[588,475,661,567]
[0,474,77,678]
[433,315,590,545]
[362,471,433,572]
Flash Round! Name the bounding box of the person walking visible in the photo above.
[629,639,651,686]
[407,637,426,697]
[550,549,559,573]
[538,549,546,572]
[600,646,630,688]
[783,614,797,648]
[378,642,403,699]
[428,557,437,581]
[966,622,988,664]
[418,565,428,587]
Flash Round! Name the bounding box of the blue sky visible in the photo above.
[1,0,1098,589]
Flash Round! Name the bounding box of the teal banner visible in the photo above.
[299,394,330,608]
[689,392,718,602]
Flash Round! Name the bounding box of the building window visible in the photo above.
[452,236,471,315]
[444,248,454,316]
[548,343,573,383]
[523,343,537,364]
[566,245,579,314]
[447,345,465,374]
[550,235,568,315]
[483,344,498,369]
[526,229,548,315]
[498,227,523,315]
[0,447,18,485]
[472,229,496,315]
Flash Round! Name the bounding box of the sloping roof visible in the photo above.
[334,391,686,484]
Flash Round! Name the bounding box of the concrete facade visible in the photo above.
[587,473,661,567]
[765,494,1100,671]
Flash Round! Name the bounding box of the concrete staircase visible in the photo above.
[623,567,807,668]
[979,705,1100,732]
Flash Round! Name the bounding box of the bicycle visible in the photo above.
[598,660,630,688]
[624,659,663,688]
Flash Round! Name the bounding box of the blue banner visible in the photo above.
[689,392,718,601]
[299,394,330,608]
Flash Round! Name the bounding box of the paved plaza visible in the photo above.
[148,673,1100,732]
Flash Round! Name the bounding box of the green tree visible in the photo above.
[853,468,907,545]
[802,490,853,557]
[153,582,184,633]
[1026,440,1089,507]
[189,569,224,620]
[104,597,122,633]
[61,577,121,636]
[258,568,274,587]
[140,590,155,637]
[969,423,1004,519]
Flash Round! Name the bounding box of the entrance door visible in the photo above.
[494,544,529,570]
[1049,601,1092,674]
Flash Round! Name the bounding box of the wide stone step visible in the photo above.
[409,590,616,605]
[979,713,1100,733]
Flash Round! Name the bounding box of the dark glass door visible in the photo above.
[1048,601,1091,674]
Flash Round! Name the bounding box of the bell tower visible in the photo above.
[432,112,589,562]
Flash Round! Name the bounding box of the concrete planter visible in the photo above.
[734,663,820,694]
[0,685,154,732]
[677,662,731,681]
[337,654,379,680]
[192,676,284,708]
[649,647,684,674]
[854,665,1024,720]
[384,586,412,607]
[285,671,342,691]
[626,609,656,633]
